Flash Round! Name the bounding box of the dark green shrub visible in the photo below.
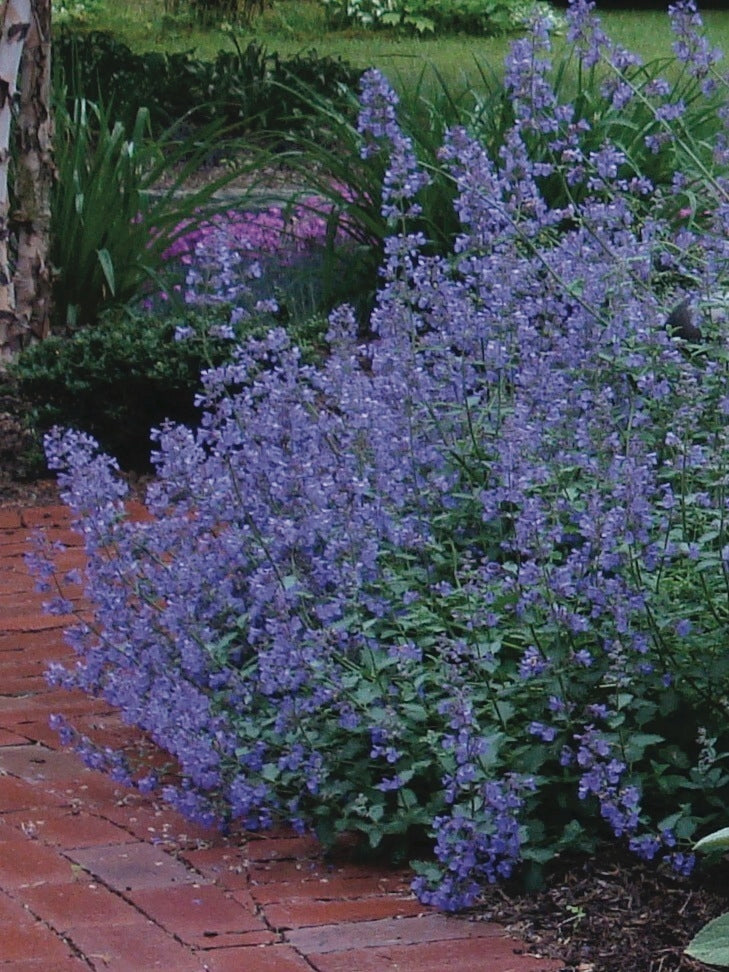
[54,28,363,139]
[11,303,330,471]
[54,29,180,132]
[11,311,227,470]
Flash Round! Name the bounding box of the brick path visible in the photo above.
[0,503,563,971]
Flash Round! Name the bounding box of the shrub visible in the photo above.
[54,28,363,138]
[321,0,437,33]
[37,0,729,911]
[13,305,329,472]
[12,311,234,471]
[17,200,337,468]
[13,311,332,465]
[320,0,559,36]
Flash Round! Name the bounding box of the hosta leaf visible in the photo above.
[686,912,729,967]
[694,827,729,853]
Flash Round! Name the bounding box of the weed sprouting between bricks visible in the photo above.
[30,0,729,911]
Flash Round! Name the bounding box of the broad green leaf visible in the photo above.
[694,827,729,853]
[398,788,418,810]
[624,733,664,761]
[401,702,428,723]
[686,912,729,967]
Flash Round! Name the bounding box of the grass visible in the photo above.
[73,0,729,95]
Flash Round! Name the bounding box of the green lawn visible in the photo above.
[74,0,729,93]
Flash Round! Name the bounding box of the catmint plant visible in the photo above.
[36,0,729,913]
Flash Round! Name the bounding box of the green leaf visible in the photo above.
[694,827,729,854]
[686,912,729,967]
[624,733,664,761]
[657,811,684,833]
[401,702,428,723]
[492,700,515,724]
[557,819,585,849]
[398,787,418,810]
[97,248,116,296]
[521,845,554,864]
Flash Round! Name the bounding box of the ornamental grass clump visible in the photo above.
[50,97,257,330]
[35,0,729,912]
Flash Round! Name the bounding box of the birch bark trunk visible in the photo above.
[0,0,31,361]
[14,0,52,346]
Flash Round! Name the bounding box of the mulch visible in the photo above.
[474,849,728,972]
[2,372,727,972]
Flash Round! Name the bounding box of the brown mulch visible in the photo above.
[1,376,726,972]
[471,849,727,972]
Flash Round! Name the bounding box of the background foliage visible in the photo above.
[54,28,363,136]
[321,0,560,37]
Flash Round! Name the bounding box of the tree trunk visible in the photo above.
[0,0,31,361]
[13,0,52,346]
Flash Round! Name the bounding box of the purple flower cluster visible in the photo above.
[163,199,343,268]
[37,1,729,910]
[412,782,529,911]
[669,0,723,88]
[358,69,431,224]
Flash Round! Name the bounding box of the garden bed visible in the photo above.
[9,4,729,969]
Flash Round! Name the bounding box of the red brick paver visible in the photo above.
[0,503,564,971]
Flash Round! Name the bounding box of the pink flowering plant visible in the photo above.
[152,197,352,329]
[33,0,729,911]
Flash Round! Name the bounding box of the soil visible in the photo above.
[2,376,727,972]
